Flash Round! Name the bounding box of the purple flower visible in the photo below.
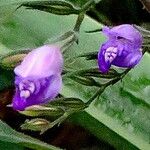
[98,24,143,73]
[12,45,63,111]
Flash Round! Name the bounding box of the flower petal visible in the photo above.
[103,24,143,48]
[98,43,111,73]
[14,45,63,78]
[112,49,142,68]
[98,24,143,73]
[12,74,62,111]
[42,74,62,103]
[13,89,28,111]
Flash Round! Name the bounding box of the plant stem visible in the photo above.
[86,68,131,106]
[40,112,69,134]
[73,12,85,32]
[82,0,95,12]
[85,85,106,106]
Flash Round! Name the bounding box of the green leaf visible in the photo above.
[0,141,25,150]
[0,119,61,150]
[21,1,80,15]
[70,112,139,150]
[0,0,95,16]
[0,0,93,11]
[49,97,87,111]
[0,0,42,6]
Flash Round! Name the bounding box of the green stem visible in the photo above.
[63,68,118,79]
[85,85,106,106]
[81,0,95,12]
[61,35,76,53]
[73,12,85,32]
[40,112,69,134]
[86,68,131,106]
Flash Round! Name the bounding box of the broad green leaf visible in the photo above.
[70,112,138,150]
[0,6,149,150]
[0,120,61,150]
[0,141,24,150]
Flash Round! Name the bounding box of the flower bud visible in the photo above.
[21,118,50,132]
[20,105,64,117]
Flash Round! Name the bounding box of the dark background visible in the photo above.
[88,0,150,25]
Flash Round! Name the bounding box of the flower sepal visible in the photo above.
[21,118,50,133]
[20,97,87,134]
[47,97,87,112]
[20,105,64,117]
[0,50,29,70]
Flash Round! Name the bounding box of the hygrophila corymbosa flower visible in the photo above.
[98,24,143,73]
[12,45,63,111]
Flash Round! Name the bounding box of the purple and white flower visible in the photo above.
[98,24,143,73]
[12,45,63,111]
